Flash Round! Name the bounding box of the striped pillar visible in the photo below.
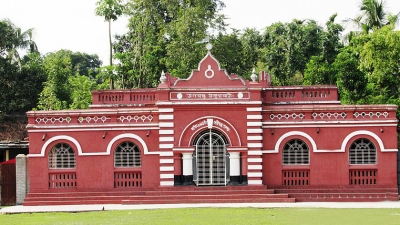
[158,108,175,186]
[246,107,263,185]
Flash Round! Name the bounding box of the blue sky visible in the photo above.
[1,0,399,65]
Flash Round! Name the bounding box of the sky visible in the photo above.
[1,0,400,66]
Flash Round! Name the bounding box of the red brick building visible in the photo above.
[24,49,399,204]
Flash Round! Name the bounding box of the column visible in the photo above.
[16,154,27,205]
[182,153,193,185]
[246,107,264,185]
[229,152,240,185]
[159,108,175,186]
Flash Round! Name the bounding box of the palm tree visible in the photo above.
[346,0,398,33]
[0,19,38,66]
[95,0,124,90]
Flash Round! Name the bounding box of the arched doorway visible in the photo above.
[193,129,229,186]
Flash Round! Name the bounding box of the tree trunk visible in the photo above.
[109,20,114,90]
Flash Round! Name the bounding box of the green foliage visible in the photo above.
[261,20,324,85]
[95,0,125,22]
[37,50,102,110]
[113,0,225,88]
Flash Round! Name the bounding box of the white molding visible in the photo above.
[179,116,242,146]
[248,172,263,177]
[247,107,262,112]
[173,147,195,151]
[160,174,174,179]
[159,144,174,149]
[262,131,316,154]
[106,133,151,155]
[160,166,174,172]
[262,121,398,127]
[159,108,174,113]
[159,137,174,142]
[248,180,263,185]
[160,181,174,186]
[247,129,263,134]
[247,114,262,120]
[159,122,174,128]
[28,126,160,133]
[30,135,82,158]
[248,158,263,163]
[227,147,248,151]
[248,165,263,170]
[156,101,262,105]
[160,159,174,164]
[247,122,263,127]
[159,130,174,135]
[159,152,174,157]
[247,136,263,141]
[341,130,397,152]
[159,114,174,120]
[248,150,263,155]
[248,143,263,148]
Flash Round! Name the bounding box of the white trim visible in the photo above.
[160,181,174,186]
[159,152,174,157]
[247,122,263,127]
[29,135,82,157]
[160,174,174,179]
[262,131,316,154]
[247,115,262,120]
[248,180,263,185]
[159,144,174,149]
[227,147,248,151]
[157,101,262,105]
[248,172,263,177]
[106,133,152,155]
[159,108,174,113]
[247,129,263,134]
[160,166,174,172]
[341,130,397,152]
[159,122,174,128]
[248,143,263,148]
[159,114,174,120]
[247,136,263,141]
[159,130,174,135]
[28,126,160,133]
[247,107,262,112]
[159,137,174,142]
[248,165,263,170]
[179,116,242,146]
[160,159,174,164]
[262,121,398,127]
[248,158,263,163]
[248,150,263,155]
[173,147,195,151]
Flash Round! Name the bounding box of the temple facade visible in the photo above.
[24,49,399,204]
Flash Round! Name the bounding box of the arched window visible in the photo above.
[114,141,141,167]
[48,143,76,169]
[282,139,309,165]
[349,138,376,164]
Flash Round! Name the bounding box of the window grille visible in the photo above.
[48,143,76,169]
[282,139,309,165]
[349,138,376,164]
[114,141,141,167]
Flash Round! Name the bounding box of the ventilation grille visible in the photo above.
[282,170,310,186]
[114,172,142,188]
[349,169,377,185]
[48,172,77,189]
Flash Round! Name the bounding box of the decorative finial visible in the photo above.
[206,43,213,51]
[160,70,166,84]
[251,68,257,82]
[196,36,212,51]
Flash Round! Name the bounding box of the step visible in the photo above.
[145,189,275,196]
[121,198,296,205]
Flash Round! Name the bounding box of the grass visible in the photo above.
[1,207,400,225]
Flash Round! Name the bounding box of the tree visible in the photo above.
[346,0,398,33]
[95,0,125,89]
[0,19,38,66]
[260,20,323,85]
[113,0,226,88]
[303,14,343,85]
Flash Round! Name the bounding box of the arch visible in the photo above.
[107,133,151,155]
[264,131,317,154]
[178,116,242,147]
[341,130,396,152]
[30,135,82,157]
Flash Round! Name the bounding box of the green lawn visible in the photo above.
[1,207,400,225]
